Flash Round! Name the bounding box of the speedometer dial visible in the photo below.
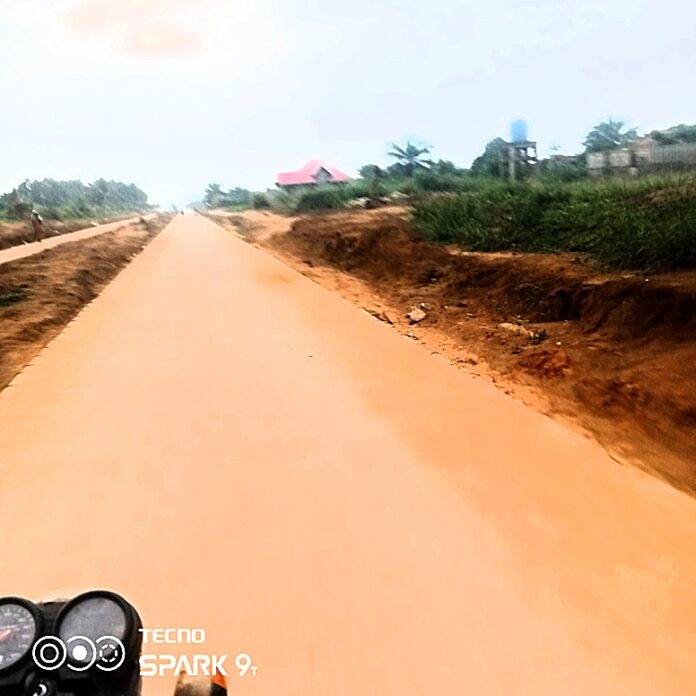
[0,600,38,672]
[58,596,127,643]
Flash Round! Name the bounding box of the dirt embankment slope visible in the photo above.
[224,208,695,494]
[0,214,173,391]
[0,212,149,251]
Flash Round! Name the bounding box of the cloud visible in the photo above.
[65,0,223,31]
[62,0,226,59]
[117,22,202,58]
[55,0,340,72]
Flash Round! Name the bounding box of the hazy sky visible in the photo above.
[2,0,694,206]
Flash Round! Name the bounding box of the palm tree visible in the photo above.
[583,119,638,153]
[387,141,431,176]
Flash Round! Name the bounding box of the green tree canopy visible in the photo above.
[471,138,507,177]
[649,124,696,145]
[203,183,223,208]
[583,119,638,153]
[203,184,252,209]
[0,179,149,219]
[428,159,466,176]
[358,164,385,180]
[387,141,431,176]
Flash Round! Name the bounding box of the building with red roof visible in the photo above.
[276,160,351,188]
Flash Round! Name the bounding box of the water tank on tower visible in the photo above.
[502,120,537,181]
[511,119,529,143]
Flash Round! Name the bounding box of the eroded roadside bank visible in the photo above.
[0,213,173,391]
[212,208,696,495]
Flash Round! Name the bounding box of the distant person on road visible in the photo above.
[29,209,47,243]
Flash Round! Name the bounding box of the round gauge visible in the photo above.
[58,596,127,644]
[0,599,39,673]
[56,591,142,672]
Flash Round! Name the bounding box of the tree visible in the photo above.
[0,189,29,219]
[386,162,408,179]
[358,164,384,181]
[0,179,149,219]
[358,164,387,197]
[87,178,109,207]
[428,159,466,176]
[649,124,696,145]
[537,156,586,183]
[223,187,252,207]
[387,141,431,176]
[204,183,223,208]
[471,138,507,177]
[583,119,638,153]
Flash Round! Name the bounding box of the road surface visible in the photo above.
[0,215,154,266]
[0,214,694,695]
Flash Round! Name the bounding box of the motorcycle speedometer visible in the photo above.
[0,598,39,673]
[58,594,128,644]
[56,590,142,671]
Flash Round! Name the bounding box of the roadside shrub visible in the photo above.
[394,178,420,196]
[40,206,64,220]
[252,193,270,209]
[536,159,587,184]
[275,172,506,212]
[411,176,696,271]
[265,189,298,213]
[293,186,352,212]
[413,171,459,192]
[216,187,253,210]
[344,180,373,198]
[585,195,696,269]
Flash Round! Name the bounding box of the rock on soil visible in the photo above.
[407,307,427,324]
[499,322,533,338]
[367,308,395,324]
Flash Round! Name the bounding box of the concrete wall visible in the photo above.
[587,141,696,176]
[639,142,696,166]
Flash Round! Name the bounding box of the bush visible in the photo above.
[293,186,353,212]
[343,181,369,198]
[411,176,696,271]
[264,189,297,213]
[40,206,64,220]
[412,170,459,192]
[57,200,94,219]
[270,172,502,213]
[391,178,421,196]
[536,159,587,183]
[252,193,270,209]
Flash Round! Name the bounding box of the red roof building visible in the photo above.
[276,160,351,188]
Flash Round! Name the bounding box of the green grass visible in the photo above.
[411,176,696,271]
[0,286,29,306]
[231,172,508,215]
[237,172,696,272]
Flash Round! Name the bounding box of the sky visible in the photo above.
[1,0,694,206]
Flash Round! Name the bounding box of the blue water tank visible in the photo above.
[511,120,529,143]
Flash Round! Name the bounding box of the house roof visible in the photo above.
[276,160,351,186]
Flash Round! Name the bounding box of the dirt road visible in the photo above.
[0,215,154,266]
[0,215,694,695]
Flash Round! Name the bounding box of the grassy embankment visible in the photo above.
[411,176,696,271]
[263,176,696,272]
[216,173,696,272]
